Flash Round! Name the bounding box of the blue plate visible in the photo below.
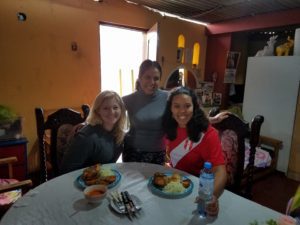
[76,169,121,190]
[148,173,194,199]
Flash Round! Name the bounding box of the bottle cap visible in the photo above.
[204,162,212,169]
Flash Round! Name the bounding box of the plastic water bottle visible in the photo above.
[198,161,214,218]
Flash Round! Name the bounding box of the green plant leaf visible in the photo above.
[0,105,17,122]
[291,186,300,212]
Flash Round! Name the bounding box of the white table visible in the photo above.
[0,162,281,225]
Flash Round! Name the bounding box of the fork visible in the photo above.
[110,191,125,212]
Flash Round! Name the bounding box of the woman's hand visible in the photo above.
[195,195,219,217]
[209,111,230,124]
[205,195,219,216]
[164,162,171,168]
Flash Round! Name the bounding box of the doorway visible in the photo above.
[99,24,158,162]
[99,24,145,97]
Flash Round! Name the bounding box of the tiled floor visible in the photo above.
[251,171,299,213]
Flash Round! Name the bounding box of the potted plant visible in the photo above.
[0,105,22,140]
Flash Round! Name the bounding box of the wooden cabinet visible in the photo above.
[0,138,28,180]
[288,86,300,181]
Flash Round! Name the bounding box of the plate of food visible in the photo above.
[148,172,194,199]
[75,164,121,189]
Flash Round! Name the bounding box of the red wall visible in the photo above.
[205,33,232,108]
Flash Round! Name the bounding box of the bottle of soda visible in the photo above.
[198,161,214,218]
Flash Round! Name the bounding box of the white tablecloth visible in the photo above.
[0,162,281,225]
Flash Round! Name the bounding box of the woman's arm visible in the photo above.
[208,111,230,124]
[212,164,227,198]
[60,134,91,174]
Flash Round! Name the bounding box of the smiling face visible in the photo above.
[138,67,161,95]
[97,97,121,131]
[171,94,194,128]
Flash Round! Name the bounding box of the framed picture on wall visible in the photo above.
[198,82,214,93]
[224,51,241,83]
[195,82,214,107]
[213,93,222,106]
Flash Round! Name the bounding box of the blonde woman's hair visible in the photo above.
[86,90,126,145]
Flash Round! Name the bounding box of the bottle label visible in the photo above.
[199,176,214,201]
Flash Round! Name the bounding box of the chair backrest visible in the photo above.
[209,107,264,198]
[35,105,90,184]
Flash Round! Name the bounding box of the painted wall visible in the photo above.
[158,18,207,87]
[0,0,207,172]
[204,33,232,108]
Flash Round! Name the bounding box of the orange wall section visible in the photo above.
[0,0,208,173]
[0,0,161,172]
[158,17,207,87]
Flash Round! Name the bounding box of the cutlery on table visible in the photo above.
[121,191,134,220]
[124,191,139,214]
[109,192,124,212]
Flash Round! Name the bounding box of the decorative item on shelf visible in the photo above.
[255,35,278,56]
[0,105,22,141]
[276,36,294,56]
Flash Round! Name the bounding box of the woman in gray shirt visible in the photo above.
[122,60,229,165]
[122,60,168,164]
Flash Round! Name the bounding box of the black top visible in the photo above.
[60,124,123,174]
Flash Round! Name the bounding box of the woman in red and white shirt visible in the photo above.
[162,86,227,216]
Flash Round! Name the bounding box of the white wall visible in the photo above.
[243,56,300,173]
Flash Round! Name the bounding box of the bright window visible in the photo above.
[99,25,145,96]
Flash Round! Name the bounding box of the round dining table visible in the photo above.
[0,162,281,225]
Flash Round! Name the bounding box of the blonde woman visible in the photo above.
[60,91,126,174]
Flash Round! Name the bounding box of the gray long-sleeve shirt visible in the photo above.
[122,89,168,152]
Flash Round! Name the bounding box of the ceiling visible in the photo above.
[125,0,300,24]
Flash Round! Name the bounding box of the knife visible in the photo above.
[124,191,138,214]
[121,191,133,220]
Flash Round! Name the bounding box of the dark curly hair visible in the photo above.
[162,86,209,142]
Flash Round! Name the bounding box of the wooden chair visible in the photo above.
[209,108,264,199]
[35,105,90,184]
[0,157,32,217]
